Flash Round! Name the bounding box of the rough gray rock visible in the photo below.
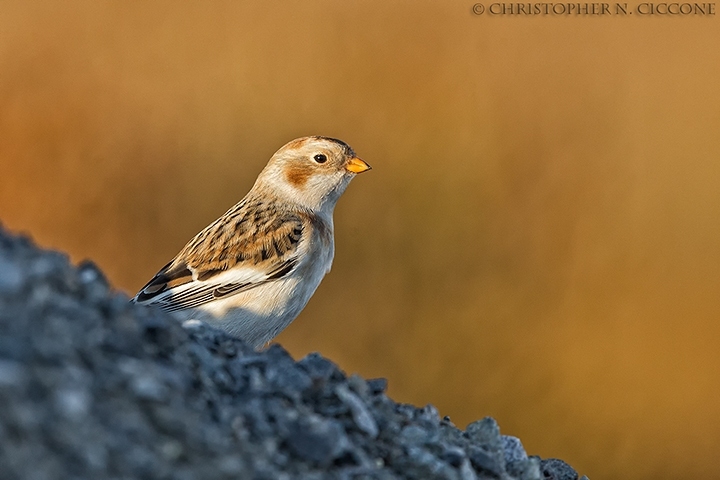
[0,225,586,479]
[537,458,580,480]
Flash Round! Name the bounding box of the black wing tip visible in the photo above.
[134,261,192,304]
[134,289,160,304]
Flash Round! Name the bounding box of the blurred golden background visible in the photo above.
[2,1,719,477]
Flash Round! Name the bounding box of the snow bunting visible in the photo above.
[132,136,371,348]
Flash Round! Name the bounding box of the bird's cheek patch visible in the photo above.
[285,165,313,188]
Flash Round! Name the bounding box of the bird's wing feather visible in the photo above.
[134,261,194,303]
[145,257,299,312]
[133,203,309,310]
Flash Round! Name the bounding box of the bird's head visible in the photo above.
[254,136,371,213]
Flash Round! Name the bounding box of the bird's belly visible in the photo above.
[185,270,325,348]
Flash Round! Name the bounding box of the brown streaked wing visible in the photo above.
[134,204,317,310]
[179,207,306,284]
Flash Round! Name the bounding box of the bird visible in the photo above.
[132,136,371,349]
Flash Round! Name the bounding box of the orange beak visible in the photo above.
[345,157,372,174]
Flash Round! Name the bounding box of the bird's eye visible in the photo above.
[313,154,327,164]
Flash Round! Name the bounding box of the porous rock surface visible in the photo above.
[0,226,586,480]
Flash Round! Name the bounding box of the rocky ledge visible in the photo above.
[0,226,587,480]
